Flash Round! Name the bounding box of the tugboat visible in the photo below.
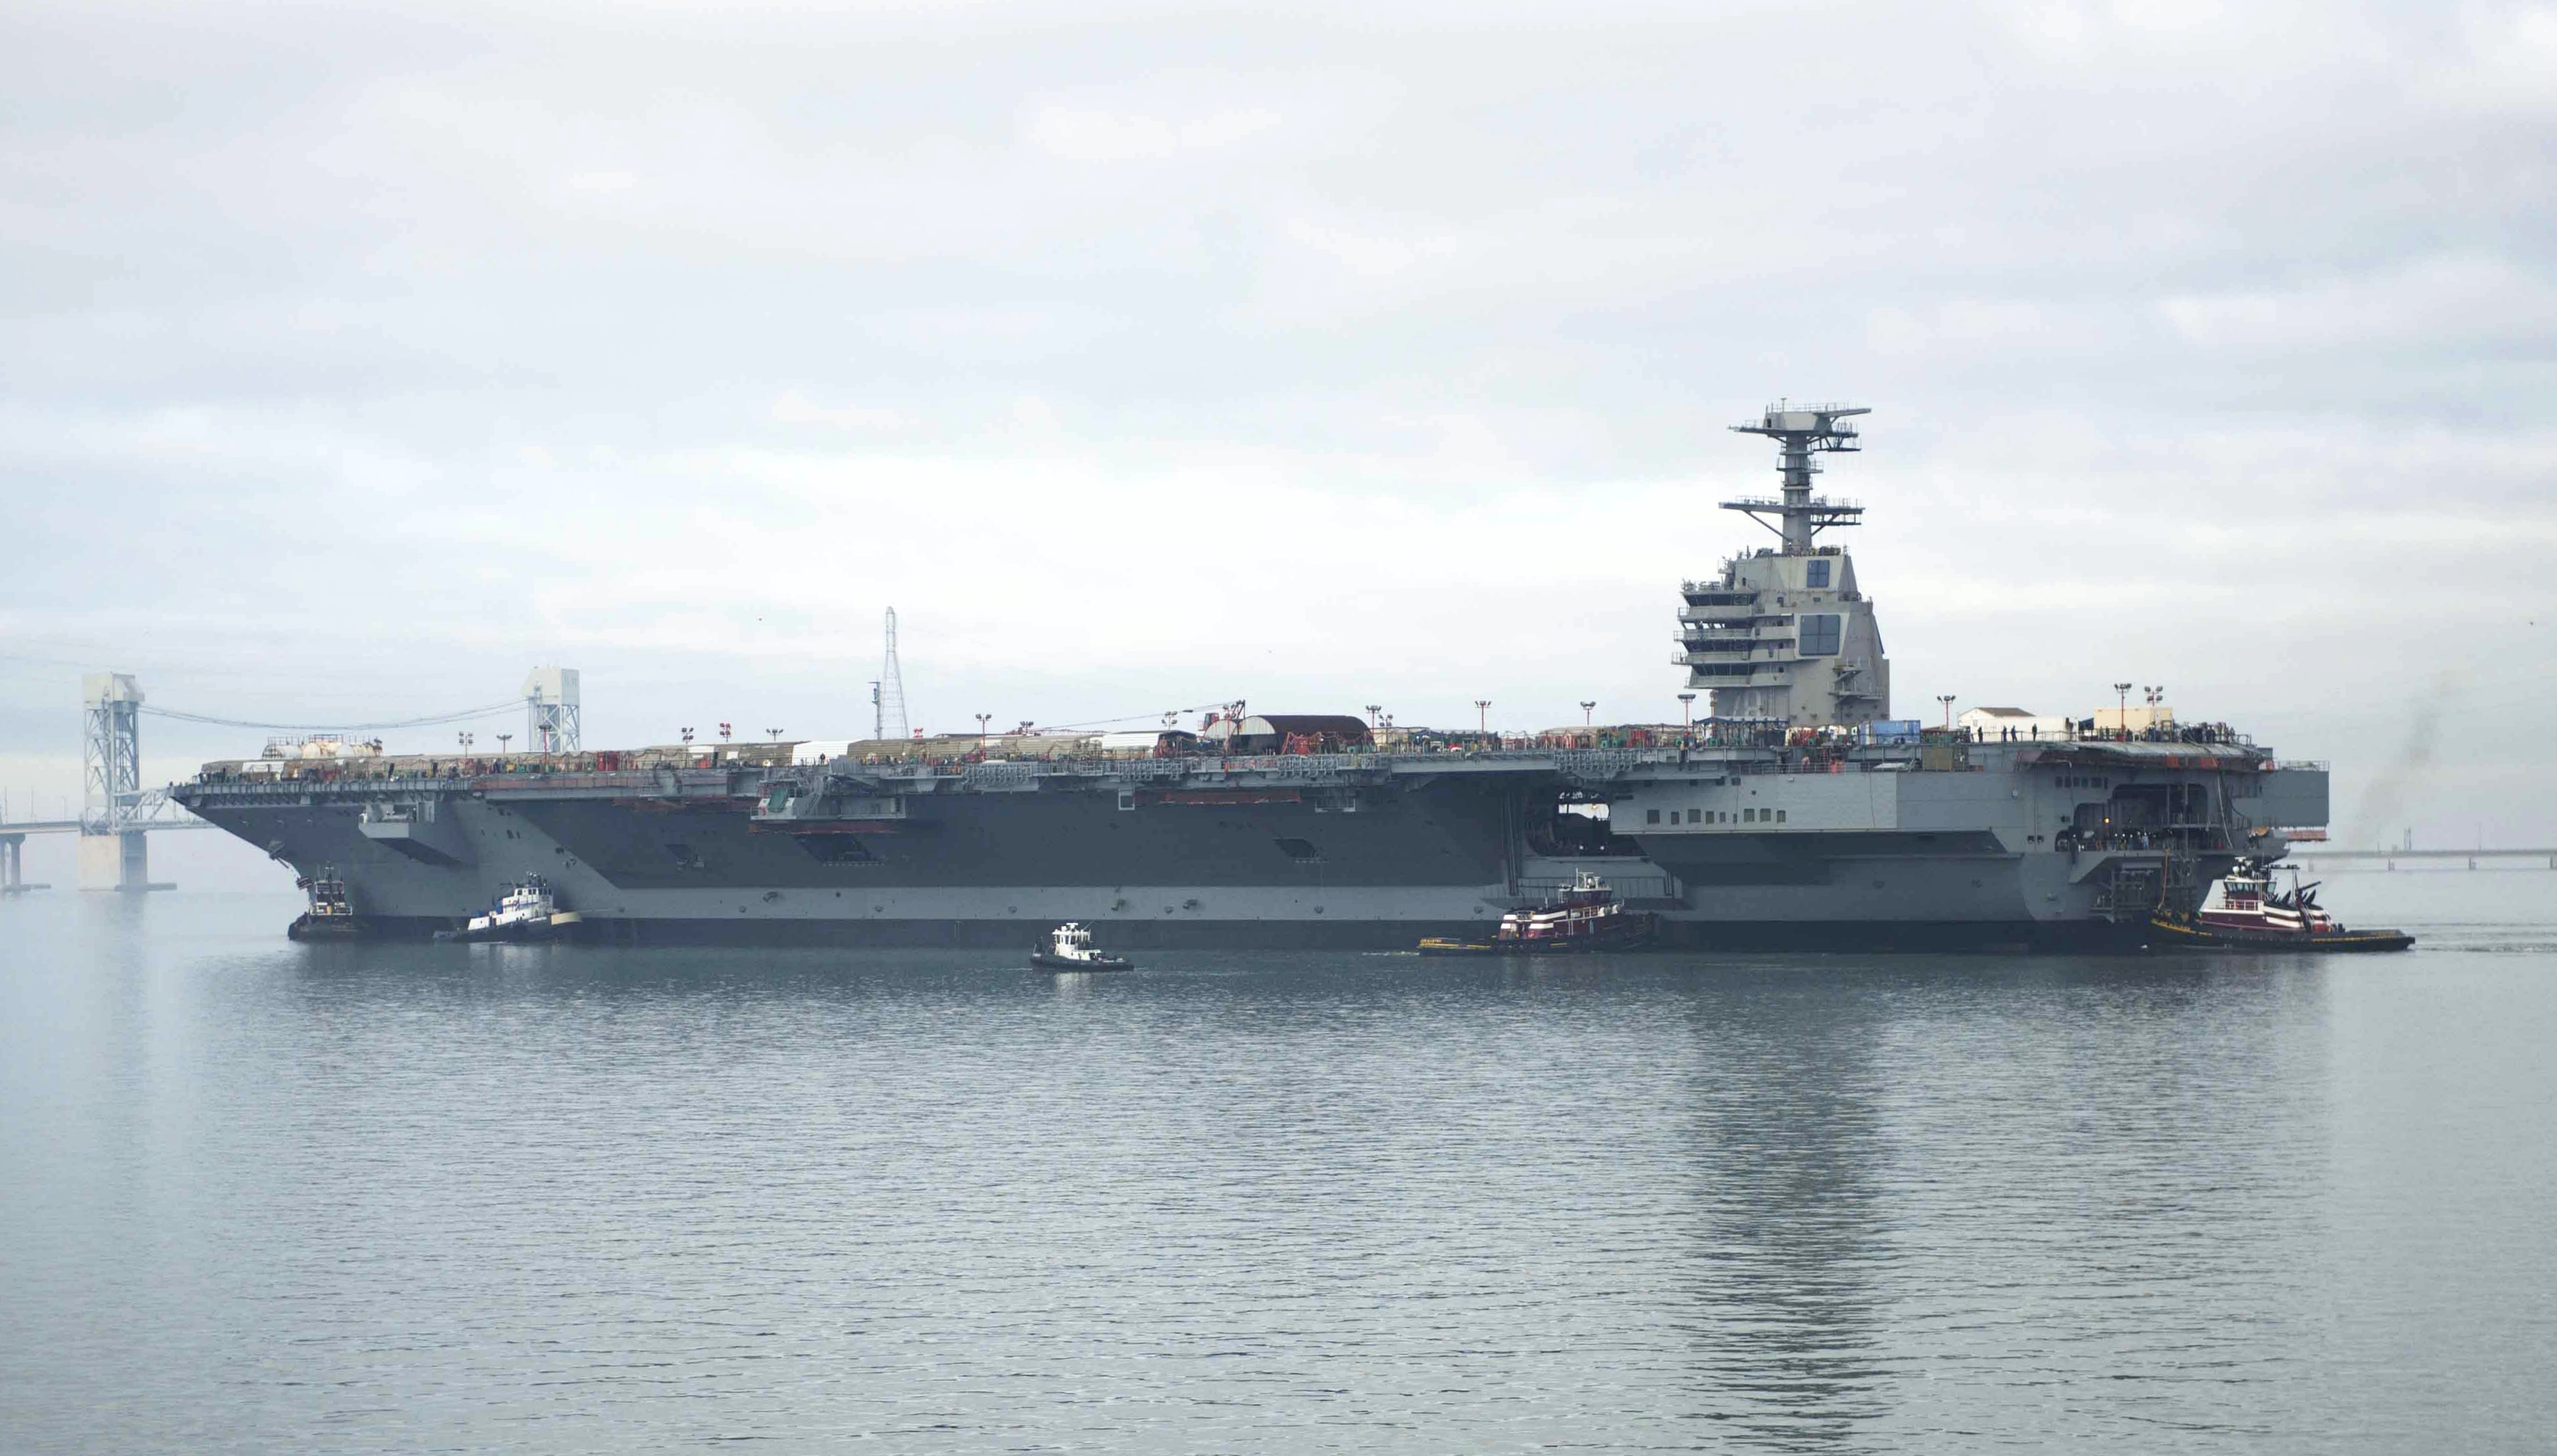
[433,876,582,944]
[1417,871,1657,955]
[286,867,361,941]
[2149,859,2413,952]
[1031,922,1134,972]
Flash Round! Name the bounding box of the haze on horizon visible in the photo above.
[4,0,2552,886]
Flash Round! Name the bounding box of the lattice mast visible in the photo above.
[1723,402,1869,553]
[878,608,910,741]
[523,667,581,755]
[81,673,144,833]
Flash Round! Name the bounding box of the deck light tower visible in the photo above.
[2115,682,2133,718]
[1581,701,1596,725]
[1937,694,1955,730]
[1475,699,1491,734]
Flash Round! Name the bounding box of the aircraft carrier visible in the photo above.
[172,403,2330,949]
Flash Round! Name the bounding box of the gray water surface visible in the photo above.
[3,879,2552,1452]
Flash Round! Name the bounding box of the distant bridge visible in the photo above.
[0,679,217,893]
[0,791,214,892]
[2288,847,2557,873]
[4,669,566,894]
[0,820,75,893]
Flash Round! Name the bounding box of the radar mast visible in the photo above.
[1722,401,1869,553]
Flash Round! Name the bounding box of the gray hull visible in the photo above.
[174,741,2328,953]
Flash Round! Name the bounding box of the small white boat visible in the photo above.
[1030,922,1134,972]
[435,876,582,943]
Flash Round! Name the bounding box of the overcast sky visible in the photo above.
[4,0,2553,884]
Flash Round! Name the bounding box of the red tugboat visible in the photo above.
[1418,871,1657,955]
[2149,859,2413,953]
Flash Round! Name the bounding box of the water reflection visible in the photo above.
[1673,966,1892,1451]
[1646,957,2345,1451]
[7,895,2546,1453]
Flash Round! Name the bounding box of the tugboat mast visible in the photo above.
[1722,401,1869,553]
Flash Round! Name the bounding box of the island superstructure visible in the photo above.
[1682,404,1890,728]
[172,403,2331,949]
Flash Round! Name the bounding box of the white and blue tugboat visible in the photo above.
[1031,922,1134,972]
[435,876,582,943]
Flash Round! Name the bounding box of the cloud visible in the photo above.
[1284,218,1464,277]
[1864,300,2071,357]
[2111,0,2225,32]
[1008,395,1061,433]
[771,389,903,432]
[2421,3,2557,113]
[1025,106,1281,161]
[2158,256,2557,353]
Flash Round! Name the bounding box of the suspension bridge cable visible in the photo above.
[136,696,1272,739]
[140,699,525,732]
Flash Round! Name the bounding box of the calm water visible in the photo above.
[3,879,2552,1453]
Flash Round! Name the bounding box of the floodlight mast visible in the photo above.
[1722,401,1871,553]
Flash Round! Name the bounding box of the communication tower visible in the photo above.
[879,608,910,741]
[1723,401,1869,553]
[524,666,581,755]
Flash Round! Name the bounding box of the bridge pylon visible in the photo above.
[0,832,35,894]
[81,672,171,892]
